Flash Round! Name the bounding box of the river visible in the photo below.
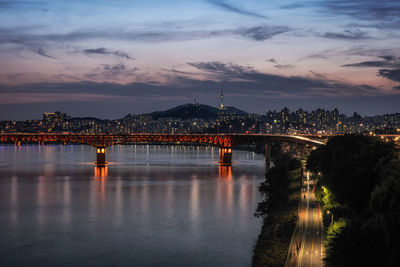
[0,145,264,267]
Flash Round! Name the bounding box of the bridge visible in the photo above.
[0,133,325,166]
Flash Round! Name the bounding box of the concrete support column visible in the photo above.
[96,147,107,165]
[265,143,271,171]
[219,147,232,165]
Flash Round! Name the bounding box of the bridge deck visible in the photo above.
[0,133,326,148]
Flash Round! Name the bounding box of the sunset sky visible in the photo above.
[1,0,400,119]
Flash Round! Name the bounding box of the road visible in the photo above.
[285,171,324,267]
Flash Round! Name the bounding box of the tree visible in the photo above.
[307,135,400,266]
[307,135,395,210]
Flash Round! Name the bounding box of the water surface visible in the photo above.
[0,145,264,267]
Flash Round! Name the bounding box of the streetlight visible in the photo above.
[327,210,334,231]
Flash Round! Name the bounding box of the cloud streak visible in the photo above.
[235,25,290,41]
[378,69,400,82]
[206,0,267,19]
[321,0,400,28]
[342,55,400,83]
[342,58,400,68]
[84,64,138,81]
[0,61,384,104]
[321,29,369,40]
[185,61,379,97]
[0,25,290,50]
[83,48,133,60]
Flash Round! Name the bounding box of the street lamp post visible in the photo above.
[327,210,334,231]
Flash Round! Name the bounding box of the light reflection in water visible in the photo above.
[190,174,200,230]
[0,145,264,267]
[10,175,18,226]
[37,175,45,226]
[218,165,232,179]
[115,177,122,224]
[63,176,71,228]
[94,166,108,179]
[217,166,234,217]
[94,166,108,206]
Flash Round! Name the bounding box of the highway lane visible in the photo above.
[285,172,324,267]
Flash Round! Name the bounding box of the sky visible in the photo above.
[1,0,400,120]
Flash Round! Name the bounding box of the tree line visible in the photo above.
[307,135,400,266]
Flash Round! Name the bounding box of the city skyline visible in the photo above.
[1,0,400,119]
[3,101,400,121]
[2,103,400,136]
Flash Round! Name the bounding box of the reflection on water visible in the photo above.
[219,165,233,179]
[0,145,264,267]
[94,166,108,179]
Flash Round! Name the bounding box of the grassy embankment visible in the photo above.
[252,154,302,267]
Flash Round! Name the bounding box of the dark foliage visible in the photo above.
[253,149,301,267]
[307,135,400,266]
[307,135,395,210]
[288,158,301,170]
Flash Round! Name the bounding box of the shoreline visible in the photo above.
[252,168,302,267]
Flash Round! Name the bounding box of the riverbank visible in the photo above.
[252,164,302,267]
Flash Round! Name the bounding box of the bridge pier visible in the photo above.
[96,147,107,165]
[219,147,232,165]
[265,143,271,172]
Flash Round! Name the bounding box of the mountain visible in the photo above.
[223,106,248,116]
[150,103,247,120]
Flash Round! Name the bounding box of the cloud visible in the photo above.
[274,64,294,70]
[84,64,138,81]
[36,47,54,59]
[206,0,266,19]
[83,48,133,60]
[343,47,400,58]
[280,3,310,9]
[0,25,290,52]
[341,55,400,84]
[0,1,45,10]
[266,58,295,69]
[0,34,56,59]
[378,69,400,82]
[0,61,383,105]
[2,61,400,119]
[235,25,290,41]
[187,61,252,75]
[321,29,369,40]
[342,59,399,68]
[320,0,400,28]
[186,61,379,97]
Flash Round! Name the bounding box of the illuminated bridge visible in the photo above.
[0,133,326,166]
